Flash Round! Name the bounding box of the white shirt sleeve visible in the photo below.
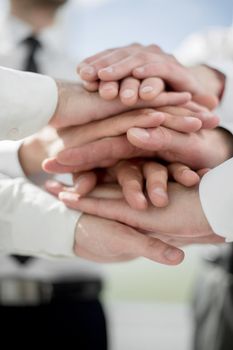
[0,175,79,257]
[175,28,233,241]
[200,158,233,242]
[0,66,58,140]
[200,59,233,135]
[0,140,81,258]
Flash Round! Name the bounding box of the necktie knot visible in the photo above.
[23,35,41,52]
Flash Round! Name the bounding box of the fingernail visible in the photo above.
[80,66,95,77]
[199,112,213,120]
[100,67,114,74]
[153,187,168,199]
[129,128,150,140]
[141,86,154,94]
[102,84,115,91]
[135,67,145,74]
[164,248,182,262]
[59,192,80,202]
[122,89,135,99]
[46,180,60,189]
[183,116,199,123]
[138,193,148,205]
[74,175,86,190]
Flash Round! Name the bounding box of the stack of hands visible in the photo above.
[20,44,233,265]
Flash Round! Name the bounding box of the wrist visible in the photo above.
[216,128,233,163]
[189,65,225,99]
[50,81,85,129]
[18,136,47,176]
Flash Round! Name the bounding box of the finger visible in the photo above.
[133,62,203,95]
[99,81,119,100]
[133,234,184,265]
[143,162,169,207]
[139,77,164,101]
[119,77,140,106]
[149,91,191,107]
[59,193,184,265]
[45,180,74,197]
[42,135,141,174]
[127,126,182,152]
[43,158,78,174]
[168,163,200,187]
[197,168,210,177]
[59,109,165,149]
[158,105,219,130]
[56,136,140,167]
[79,44,141,81]
[98,53,153,81]
[111,161,147,210]
[161,113,202,133]
[181,100,209,113]
[82,81,99,92]
[77,48,116,71]
[73,171,98,196]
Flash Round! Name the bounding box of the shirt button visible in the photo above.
[7,128,20,140]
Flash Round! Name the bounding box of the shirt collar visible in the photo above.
[0,11,66,53]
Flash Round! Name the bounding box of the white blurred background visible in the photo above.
[0,0,232,349]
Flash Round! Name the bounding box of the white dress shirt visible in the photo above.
[0,67,57,140]
[0,13,102,281]
[176,27,233,242]
[0,14,82,260]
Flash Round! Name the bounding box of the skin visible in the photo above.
[78,44,224,108]
[20,109,200,210]
[10,1,187,265]
[10,0,68,32]
[74,214,185,265]
[58,183,224,247]
[45,159,200,211]
[43,105,220,174]
[50,81,193,129]
[18,134,185,266]
[44,125,233,221]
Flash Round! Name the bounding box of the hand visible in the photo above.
[73,214,185,265]
[50,80,191,129]
[78,44,223,109]
[62,183,224,244]
[24,105,205,177]
[46,159,200,210]
[19,109,166,176]
[43,107,224,175]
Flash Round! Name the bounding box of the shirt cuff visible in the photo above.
[0,140,25,178]
[206,60,233,134]
[0,177,80,258]
[0,67,58,140]
[199,157,233,242]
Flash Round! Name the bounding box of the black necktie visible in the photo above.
[12,36,41,265]
[23,35,41,73]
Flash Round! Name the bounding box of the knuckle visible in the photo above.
[155,127,172,150]
[135,51,149,61]
[129,42,142,49]
[146,44,161,53]
[145,237,164,255]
